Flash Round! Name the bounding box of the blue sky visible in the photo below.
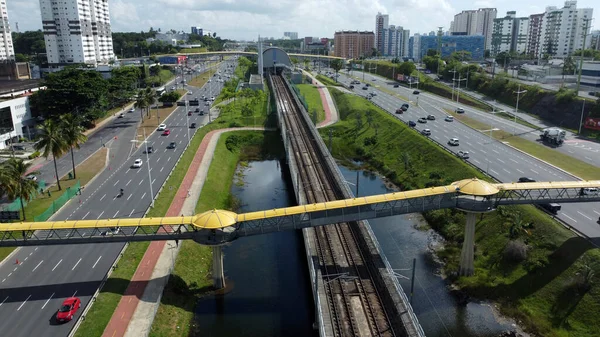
[7,0,600,40]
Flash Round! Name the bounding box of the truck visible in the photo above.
[539,127,566,145]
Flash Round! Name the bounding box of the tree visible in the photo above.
[507,212,533,239]
[2,159,39,221]
[562,56,576,75]
[158,91,180,103]
[398,62,416,76]
[426,49,439,57]
[303,58,310,70]
[60,114,88,179]
[143,87,157,117]
[34,119,67,191]
[330,59,344,82]
[134,91,149,120]
[400,152,411,170]
[495,52,511,69]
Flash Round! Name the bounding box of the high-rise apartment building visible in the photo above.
[538,1,593,58]
[450,8,497,50]
[491,11,529,56]
[375,12,389,52]
[382,26,410,58]
[191,26,203,36]
[591,30,600,50]
[40,0,114,66]
[284,32,298,40]
[0,0,15,60]
[334,31,375,59]
[527,13,544,57]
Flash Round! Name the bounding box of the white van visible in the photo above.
[445,116,454,122]
[448,138,459,146]
[582,187,599,195]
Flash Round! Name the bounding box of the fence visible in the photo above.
[34,180,80,222]
[2,180,47,212]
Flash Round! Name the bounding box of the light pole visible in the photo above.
[130,128,154,207]
[579,99,586,134]
[454,76,466,103]
[185,100,190,146]
[449,67,458,101]
[513,84,527,135]
[575,18,592,95]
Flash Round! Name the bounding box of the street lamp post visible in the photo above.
[454,76,466,103]
[513,84,527,135]
[579,99,586,134]
[130,128,155,207]
[185,100,190,147]
[449,67,458,101]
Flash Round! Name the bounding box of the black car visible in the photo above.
[401,103,409,111]
[413,90,420,95]
[190,123,197,128]
[518,177,536,183]
[362,86,368,90]
[195,108,200,112]
[393,84,399,88]
[349,85,355,89]
[167,142,177,149]
[144,146,154,154]
[408,121,416,127]
[426,115,435,120]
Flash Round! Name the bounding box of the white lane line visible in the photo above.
[141,192,147,200]
[100,194,106,201]
[516,169,524,174]
[82,211,90,220]
[17,295,31,311]
[129,209,135,217]
[473,159,480,164]
[509,158,518,164]
[167,157,171,162]
[7,273,11,277]
[530,169,539,174]
[52,259,62,271]
[41,293,55,309]
[490,169,499,175]
[1,279,4,283]
[152,179,156,185]
[497,158,506,164]
[113,180,120,187]
[466,142,472,147]
[160,166,164,172]
[593,210,600,216]
[113,210,119,218]
[32,260,44,272]
[127,194,132,200]
[97,211,104,219]
[125,168,131,174]
[577,211,593,221]
[502,168,511,174]
[72,290,78,297]
[126,179,132,186]
[92,256,102,269]
[491,149,500,154]
[0,296,8,306]
[24,257,28,261]
[72,258,82,271]
[139,180,143,186]
[562,213,577,223]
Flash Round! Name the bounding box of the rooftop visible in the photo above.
[0,79,42,96]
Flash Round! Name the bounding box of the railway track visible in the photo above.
[271,74,394,337]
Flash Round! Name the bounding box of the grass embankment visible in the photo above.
[295,84,325,124]
[0,148,108,262]
[158,69,175,84]
[316,74,343,87]
[444,109,600,180]
[188,68,217,88]
[179,47,207,54]
[149,130,282,337]
[495,111,540,130]
[324,88,600,337]
[136,90,186,139]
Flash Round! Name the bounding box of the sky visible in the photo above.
[7,0,600,40]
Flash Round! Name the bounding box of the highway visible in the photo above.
[331,70,600,241]
[0,59,235,337]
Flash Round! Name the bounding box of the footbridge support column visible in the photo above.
[212,245,225,289]
[459,212,477,276]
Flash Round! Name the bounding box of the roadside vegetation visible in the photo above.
[315,74,342,87]
[322,88,600,337]
[294,84,325,124]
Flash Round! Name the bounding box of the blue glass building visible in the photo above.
[417,35,485,61]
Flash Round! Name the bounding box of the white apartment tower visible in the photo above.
[539,1,593,58]
[382,26,410,58]
[451,8,497,50]
[491,11,529,56]
[375,12,389,52]
[40,0,114,66]
[0,0,15,60]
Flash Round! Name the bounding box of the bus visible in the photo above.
[156,87,166,96]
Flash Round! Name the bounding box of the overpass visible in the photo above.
[121,50,345,62]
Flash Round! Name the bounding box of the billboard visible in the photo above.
[584,117,600,131]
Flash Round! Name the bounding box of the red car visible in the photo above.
[162,129,171,136]
[56,297,81,322]
[188,111,192,116]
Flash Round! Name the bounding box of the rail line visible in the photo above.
[271,74,394,337]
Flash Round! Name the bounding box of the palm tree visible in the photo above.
[507,212,532,239]
[60,113,88,180]
[4,159,39,221]
[134,90,149,120]
[143,87,157,117]
[35,119,68,191]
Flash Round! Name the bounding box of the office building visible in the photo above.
[375,12,389,52]
[191,26,203,36]
[450,8,497,50]
[538,1,593,58]
[491,11,529,56]
[40,0,114,66]
[334,31,375,59]
[0,0,14,60]
[527,13,544,57]
[0,96,35,149]
[382,26,410,58]
[284,32,298,40]
[409,34,422,61]
[418,35,485,60]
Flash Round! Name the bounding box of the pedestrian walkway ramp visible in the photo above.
[1,179,599,247]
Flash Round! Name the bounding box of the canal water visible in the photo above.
[193,160,316,337]
[338,165,514,337]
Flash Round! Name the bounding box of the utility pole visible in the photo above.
[575,18,592,95]
[513,84,527,135]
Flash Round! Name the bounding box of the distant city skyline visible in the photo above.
[6,0,600,40]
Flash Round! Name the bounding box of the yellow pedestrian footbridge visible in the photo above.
[1,179,599,247]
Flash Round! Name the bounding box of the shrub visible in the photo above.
[28,151,41,159]
[503,240,528,262]
[555,87,577,104]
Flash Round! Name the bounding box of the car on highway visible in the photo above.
[56,297,81,323]
[371,92,377,96]
[118,113,124,118]
[393,84,399,88]
[167,141,177,149]
[366,83,371,87]
[421,129,431,136]
[144,146,154,154]
[455,107,465,114]
[190,122,197,128]
[448,138,459,146]
[162,129,171,136]
[445,116,454,122]
[426,115,436,120]
[395,108,404,114]
[418,117,427,123]
[408,121,416,127]
[26,174,37,181]
[349,85,354,89]
[157,123,167,131]
[188,111,192,116]
[128,108,135,113]
[362,86,368,90]
[413,90,420,95]
[518,177,536,183]
[187,92,192,95]
[458,150,469,159]
[132,159,143,168]
[205,101,210,106]
[581,187,599,195]
[211,96,215,101]
[195,107,200,112]
[401,103,409,111]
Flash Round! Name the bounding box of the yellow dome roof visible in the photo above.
[193,209,238,229]
[451,178,499,196]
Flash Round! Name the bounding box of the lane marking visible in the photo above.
[509,158,518,164]
[160,166,164,172]
[113,180,120,187]
[100,194,106,201]
[490,169,499,175]
[577,211,593,221]
[562,213,577,223]
[0,296,7,307]
[141,192,146,200]
[92,256,102,269]
[82,211,90,220]
[17,295,31,311]
[129,209,135,217]
[492,149,500,154]
[41,293,55,309]
[152,179,156,185]
[593,210,600,216]
[516,169,524,174]
[127,194,132,201]
[97,211,104,219]
[502,168,511,174]
[497,159,506,164]
[72,290,78,297]
[52,259,62,271]
[32,260,44,272]
[72,258,82,271]
[126,179,132,186]
[113,210,119,218]
[530,169,539,174]
[139,180,143,186]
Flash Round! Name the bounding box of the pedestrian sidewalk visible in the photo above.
[102,127,268,337]
[301,70,339,128]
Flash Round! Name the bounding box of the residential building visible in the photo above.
[333,31,375,59]
[191,26,203,36]
[539,1,593,58]
[0,0,14,60]
[591,30,600,50]
[409,34,422,61]
[382,26,410,58]
[39,0,114,66]
[491,11,529,56]
[375,12,389,52]
[418,35,485,60]
[450,8,497,50]
[580,61,600,88]
[514,17,530,54]
[284,32,298,39]
[527,13,544,57]
[0,95,35,149]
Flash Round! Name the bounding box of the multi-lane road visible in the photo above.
[331,70,600,241]
[0,59,235,337]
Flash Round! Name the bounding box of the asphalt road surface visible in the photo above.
[331,70,600,242]
[0,60,235,337]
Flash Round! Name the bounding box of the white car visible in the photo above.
[421,129,431,136]
[26,174,37,181]
[210,96,215,101]
[128,108,135,113]
[448,138,460,146]
[445,116,454,122]
[458,150,469,159]
[157,124,167,131]
[132,159,143,168]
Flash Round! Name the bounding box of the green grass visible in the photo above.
[316,74,343,87]
[326,87,600,337]
[444,109,600,180]
[294,84,325,124]
[158,69,175,84]
[188,68,216,88]
[495,111,541,130]
[179,47,207,53]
